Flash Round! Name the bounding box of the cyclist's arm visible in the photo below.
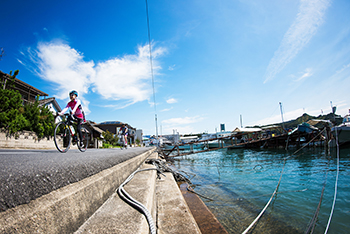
[59,106,69,115]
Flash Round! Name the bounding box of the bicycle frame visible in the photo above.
[54,113,89,153]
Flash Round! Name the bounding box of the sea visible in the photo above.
[171,146,350,234]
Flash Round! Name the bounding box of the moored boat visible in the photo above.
[331,114,350,145]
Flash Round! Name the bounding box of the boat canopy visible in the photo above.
[180,136,199,140]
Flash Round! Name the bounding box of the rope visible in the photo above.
[304,167,328,234]
[242,128,327,234]
[324,125,340,233]
[146,159,214,201]
[117,166,161,234]
[242,159,286,234]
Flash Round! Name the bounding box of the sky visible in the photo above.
[1,0,350,135]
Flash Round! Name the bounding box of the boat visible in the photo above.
[162,135,204,151]
[331,114,350,145]
[162,143,204,151]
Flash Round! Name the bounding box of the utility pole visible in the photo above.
[279,102,285,130]
[240,114,243,128]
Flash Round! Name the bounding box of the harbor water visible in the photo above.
[172,147,350,234]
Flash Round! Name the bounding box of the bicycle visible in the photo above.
[54,113,89,153]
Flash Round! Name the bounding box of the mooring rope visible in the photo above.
[242,128,327,234]
[324,126,340,234]
[117,166,162,234]
[146,159,214,201]
[304,167,328,234]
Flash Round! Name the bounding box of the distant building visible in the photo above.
[135,129,143,144]
[95,121,137,145]
[38,97,62,114]
[83,121,105,148]
[1,70,48,104]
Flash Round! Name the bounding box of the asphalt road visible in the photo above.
[0,147,152,213]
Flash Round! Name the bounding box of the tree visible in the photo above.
[0,89,28,133]
[0,47,4,61]
[23,97,55,138]
[102,130,119,147]
[1,70,19,90]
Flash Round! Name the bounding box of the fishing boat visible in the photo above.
[162,143,204,151]
[331,114,350,145]
[162,135,204,151]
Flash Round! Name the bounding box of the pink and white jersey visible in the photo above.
[61,98,84,119]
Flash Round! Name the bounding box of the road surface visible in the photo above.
[0,147,152,212]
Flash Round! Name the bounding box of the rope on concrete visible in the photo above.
[117,167,162,234]
[146,159,214,201]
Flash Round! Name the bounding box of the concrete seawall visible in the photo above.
[0,147,227,233]
[0,148,155,233]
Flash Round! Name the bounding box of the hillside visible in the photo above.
[251,112,343,130]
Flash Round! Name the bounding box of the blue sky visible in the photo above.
[1,0,350,135]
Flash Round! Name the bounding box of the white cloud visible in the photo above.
[168,64,176,70]
[162,116,203,125]
[264,0,331,83]
[25,41,95,113]
[295,68,313,82]
[166,98,177,104]
[161,116,204,134]
[23,41,166,112]
[161,107,173,112]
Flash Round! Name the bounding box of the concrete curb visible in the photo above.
[75,152,201,234]
[0,148,156,234]
[75,152,159,234]
[156,172,201,234]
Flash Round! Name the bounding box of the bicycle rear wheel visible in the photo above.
[78,127,89,152]
[54,122,71,153]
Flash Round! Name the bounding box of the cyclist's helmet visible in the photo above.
[69,90,78,97]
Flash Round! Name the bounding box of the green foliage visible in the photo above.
[0,47,5,61]
[0,88,54,137]
[102,130,119,146]
[23,97,55,138]
[0,89,28,133]
[1,70,18,90]
[135,138,141,146]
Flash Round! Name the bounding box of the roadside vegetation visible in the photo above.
[101,130,122,148]
[0,70,55,138]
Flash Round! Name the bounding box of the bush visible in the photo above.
[0,88,55,137]
[23,97,55,138]
[102,130,119,146]
[0,89,28,133]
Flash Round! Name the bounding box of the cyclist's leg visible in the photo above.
[76,118,83,144]
[124,134,128,147]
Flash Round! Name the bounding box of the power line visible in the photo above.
[145,0,158,138]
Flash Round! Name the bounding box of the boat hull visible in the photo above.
[332,125,350,144]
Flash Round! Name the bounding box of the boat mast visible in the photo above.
[240,114,243,128]
[279,102,285,130]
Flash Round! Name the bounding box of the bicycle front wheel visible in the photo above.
[54,122,71,153]
[78,127,89,152]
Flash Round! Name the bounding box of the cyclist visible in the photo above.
[58,90,85,147]
[119,124,128,148]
